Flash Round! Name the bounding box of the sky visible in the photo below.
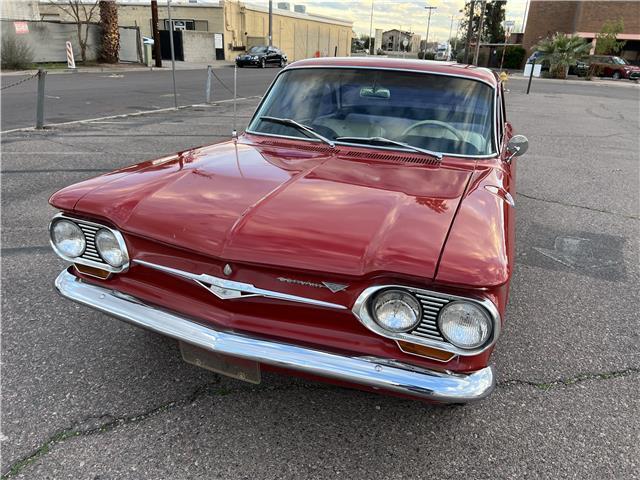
[251,0,529,42]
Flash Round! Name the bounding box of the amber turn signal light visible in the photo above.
[396,340,456,362]
[74,264,111,279]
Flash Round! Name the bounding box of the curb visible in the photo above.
[506,74,639,88]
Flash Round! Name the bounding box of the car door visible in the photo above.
[266,48,277,65]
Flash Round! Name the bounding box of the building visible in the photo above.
[382,29,420,52]
[522,1,640,62]
[36,0,352,62]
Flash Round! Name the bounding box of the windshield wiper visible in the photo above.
[259,116,335,148]
[335,136,443,160]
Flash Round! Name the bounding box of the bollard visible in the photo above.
[205,65,213,103]
[36,69,46,129]
[526,59,535,95]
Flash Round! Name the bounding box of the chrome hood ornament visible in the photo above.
[134,260,346,310]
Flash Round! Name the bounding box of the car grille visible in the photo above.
[77,221,107,266]
[408,292,450,342]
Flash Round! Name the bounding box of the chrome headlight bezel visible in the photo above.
[49,213,130,274]
[50,219,86,259]
[352,285,500,357]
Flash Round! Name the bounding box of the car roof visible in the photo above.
[287,57,499,87]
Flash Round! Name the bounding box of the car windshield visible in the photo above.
[248,68,495,156]
[612,56,628,65]
[248,46,267,54]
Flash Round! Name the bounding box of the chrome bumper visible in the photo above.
[55,269,495,403]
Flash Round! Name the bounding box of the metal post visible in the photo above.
[526,59,535,94]
[167,0,178,109]
[232,65,238,138]
[205,65,213,103]
[151,0,162,68]
[473,0,485,66]
[36,69,46,129]
[268,0,273,47]
[368,0,374,55]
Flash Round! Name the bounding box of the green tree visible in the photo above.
[534,33,591,79]
[484,0,506,43]
[595,18,626,55]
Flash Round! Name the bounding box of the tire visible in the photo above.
[260,58,266,69]
[612,71,621,80]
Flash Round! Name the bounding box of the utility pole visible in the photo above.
[368,0,375,55]
[151,0,162,67]
[268,0,273,47]
[463,0,475,64]
[424,5,436,57]
[473,0,486,66]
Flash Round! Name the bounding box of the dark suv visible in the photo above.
[236,46,287,68]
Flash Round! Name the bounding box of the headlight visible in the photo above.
[438,301,492,349]
[51,220,85,258]
[371,289,422,332]
[95,229,128,267]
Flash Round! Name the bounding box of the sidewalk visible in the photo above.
[506,71,639,88]
[1,60,235,76]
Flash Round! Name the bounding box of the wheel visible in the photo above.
[612,71,621,80]
[279,58,286,68]
[260,58,266,69]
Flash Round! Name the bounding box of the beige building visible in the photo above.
[38,0,352,62]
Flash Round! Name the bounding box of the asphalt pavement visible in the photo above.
[1,66,279,131]
[1,77,639,479]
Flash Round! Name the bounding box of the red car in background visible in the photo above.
[49,58,528,403]
[587,55,640,79]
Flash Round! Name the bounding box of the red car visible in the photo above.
[586,55,640,80]
[49,58,528,403]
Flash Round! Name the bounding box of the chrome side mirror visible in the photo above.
[506,135,529,162]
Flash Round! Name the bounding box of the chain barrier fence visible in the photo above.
[0,71,39,91]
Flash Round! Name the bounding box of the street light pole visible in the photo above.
[424,5,436,57]
[167,0,178,108]
[368,0,375,55]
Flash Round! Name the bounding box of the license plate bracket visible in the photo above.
[179,341,261,384]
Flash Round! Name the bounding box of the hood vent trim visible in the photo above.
[340,150,440,166]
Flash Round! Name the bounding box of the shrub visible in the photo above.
[1,34,34,70]
[502,45,526,69]
[534,33,591,79]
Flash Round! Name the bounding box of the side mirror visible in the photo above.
[506,134,528,161]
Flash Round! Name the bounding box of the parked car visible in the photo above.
[568,58,589,77]
[236,45,287,68]
[585,55,640,79]
[49,58,527,403]
[526,51,549,71]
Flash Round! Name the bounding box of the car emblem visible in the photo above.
[277,277,348,293]
[223,264,233,276]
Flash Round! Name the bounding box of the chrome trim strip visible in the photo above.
[134,259,347,310]
[55,269,495,403]
[246,65,498,159]
[352,285,501,356]
[49,213,129,273]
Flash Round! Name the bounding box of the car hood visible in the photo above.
[61,140,473,279]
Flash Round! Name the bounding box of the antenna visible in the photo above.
[232,64,238,140]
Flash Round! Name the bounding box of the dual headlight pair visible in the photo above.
[50,219,128,268]
[369,289,494,351]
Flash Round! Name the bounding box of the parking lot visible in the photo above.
[1,77,639,479]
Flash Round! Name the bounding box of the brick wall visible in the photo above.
[576,1,640,34]
[523,1,640,52]
[522,1,579,51]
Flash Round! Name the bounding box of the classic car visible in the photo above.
[49,58,528,403]
[236,45,287,68]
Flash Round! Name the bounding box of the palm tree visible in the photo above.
[534,34,591,79]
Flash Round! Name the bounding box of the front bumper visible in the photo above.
[55,269,495,403]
